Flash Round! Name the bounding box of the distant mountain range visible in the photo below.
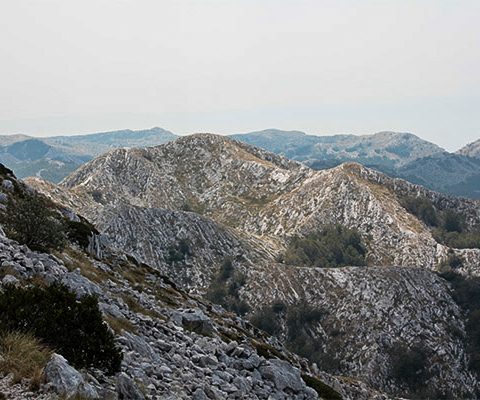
[232,129,480,199]
[1,127,479,198]
[0,127,176,182]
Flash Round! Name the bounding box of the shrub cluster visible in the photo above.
[0,193,66,251]
[283,224,367,268]
[205,258,250,315]
[0,191,98,251]
[440,272,480,375]
[250,301,331,370]
[388,343,429,389]
[284,302,326,364]
[401,196,480,249]
[401,196,438,226]
[166,239,192,264]
[0,283,122,374]
[250,303,284,336]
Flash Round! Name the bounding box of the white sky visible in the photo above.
[1,0,479,150]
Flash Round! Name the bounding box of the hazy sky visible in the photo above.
[1,0,479,150]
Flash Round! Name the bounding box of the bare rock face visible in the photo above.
[116,372,145,400]
[246,265,477,398]
[457,138,480,159]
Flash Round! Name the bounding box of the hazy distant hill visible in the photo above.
[1,126,479,198]
[457,138,480,159]
[397,153,480,198]
[0,127,177,182]
[43,127,177,157]
[232,129,480,198]
[231,129,445,168]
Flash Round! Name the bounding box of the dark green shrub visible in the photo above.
[443,210,464,233]
[284,225,366,268]
[166,239,192,264]
[400,197,480,249]
[444,253,464,269]
[0,193,66,251]
[440,272,480,375]
[219,258,234,280]
[205,258,250,316]
[250,306,282,336]
[65,219,99,249]
[91,190,104,204]
[0,283,122,374]
[285,302,327,366]
[401,196,438,227]
[389,343,429,389]
[271,301,287,314]
[433,229,480,249]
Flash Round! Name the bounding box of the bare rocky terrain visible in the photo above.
[0,166,391,400]
[25,133,480,398]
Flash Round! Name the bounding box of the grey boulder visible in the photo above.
[44,353,99,399]
[116,372,145,400]
[259,359,306,393]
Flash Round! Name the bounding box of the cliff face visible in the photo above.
[26,134,480,398]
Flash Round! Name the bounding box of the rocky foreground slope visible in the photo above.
[0,166,390,400]
[27,134,480,398]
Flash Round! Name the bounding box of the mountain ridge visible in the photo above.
[27,133,480,398]
[2,127,479,199]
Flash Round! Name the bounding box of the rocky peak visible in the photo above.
[457,138,480,159]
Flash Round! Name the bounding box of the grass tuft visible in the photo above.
[0,331,52,389]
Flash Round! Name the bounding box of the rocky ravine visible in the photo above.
[26,134,480,398]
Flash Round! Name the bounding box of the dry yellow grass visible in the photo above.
[104,315,137,334]
[0,332,52,389]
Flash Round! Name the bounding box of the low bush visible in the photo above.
[400,196,480,249]
[440,272,480,375]
[433,229,480,249]
[65,218,99,249]
[283,224,367,268]
[389,343,429,389]
[439,253,464,271]
[0,193,66,251]
[250,306,283,336]
[205,257,250,315]
[166,239,192,264]
[0,283,122,374]
[401,196,438,227]
[285,302,325,363]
